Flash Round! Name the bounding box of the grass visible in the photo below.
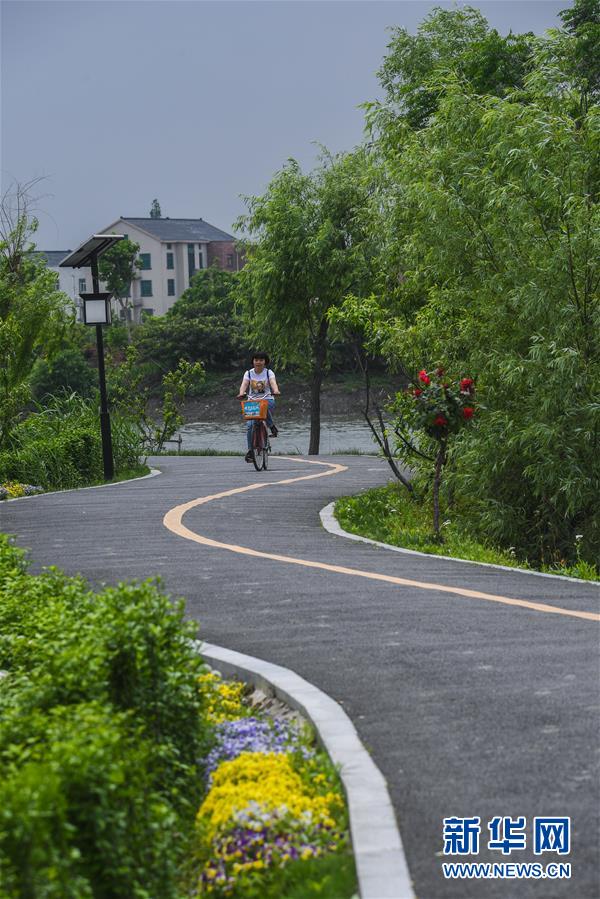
[92,464,152,485]
[155,449,243,457]
[332,448,377,456]
[222,848,357,899]
[335,483,600,582]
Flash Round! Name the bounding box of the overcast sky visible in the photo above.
[2,0,567,250]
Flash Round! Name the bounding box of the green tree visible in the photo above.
[134,267,245,378]
[559,0,600,113]
[373,5,533,131]
[98,238,141,341]
[236,149,377,454]
[149,198,162,219]
[368,34,600,566]
[0,190,67,448]
[109,347,204,452]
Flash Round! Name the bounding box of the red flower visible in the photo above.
[460,377,474,393]
[434,415,448,427]
[462,406,474,420]
[418,369,431,385]
[413,388,422,397]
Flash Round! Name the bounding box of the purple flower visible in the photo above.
[23,485,43,496]
[204,717,313,781]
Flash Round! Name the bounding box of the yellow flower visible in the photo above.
[198,671,248,723]
[197,752,342,839]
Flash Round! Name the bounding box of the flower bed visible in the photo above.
[192,671,357,898]
[0,481,43,499]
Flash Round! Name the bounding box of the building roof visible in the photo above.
[36,250,72,267]
[118,217,235,242]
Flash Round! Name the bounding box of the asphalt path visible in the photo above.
[2,455,599,899]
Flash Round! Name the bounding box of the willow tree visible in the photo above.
[235,150,376,454]
[367,29,600,567]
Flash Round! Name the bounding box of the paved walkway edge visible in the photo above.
[2,468,162,503]
[199,641,415,899]
[320,501,598,587]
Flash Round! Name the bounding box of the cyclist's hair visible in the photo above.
[251,352,270,366]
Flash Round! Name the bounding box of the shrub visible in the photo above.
[0,393,143,490]
[30,348,96,403]
[0,704,179,899]
[0,535,209,897]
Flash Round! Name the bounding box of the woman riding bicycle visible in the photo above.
[237,352,280,463]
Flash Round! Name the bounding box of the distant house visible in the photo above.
[39,215,243,323]
[97,216,243,321]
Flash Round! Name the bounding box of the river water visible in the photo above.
[177,415,379,454]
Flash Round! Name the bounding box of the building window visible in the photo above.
[79,278,87,293]
[226,254,234,269]
[141,308,154,320]
[166,243,172,250]
[166,252,174,270]
[139,253,151,270]
[187,243,195,279]
[141,280,153,297]
[168,279,175,296]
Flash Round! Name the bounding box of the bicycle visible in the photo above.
[240,398,271,471]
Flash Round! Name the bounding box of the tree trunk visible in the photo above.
[432,440,447,542]
[118,299,132,343]
[308,316,329,455]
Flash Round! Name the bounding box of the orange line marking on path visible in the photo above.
[163,457,600,623]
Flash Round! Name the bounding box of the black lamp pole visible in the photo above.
[90,252,114,480]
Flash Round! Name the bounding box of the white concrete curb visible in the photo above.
[320,502,599,587]
[200,641,415,899]
[1,467,162,503]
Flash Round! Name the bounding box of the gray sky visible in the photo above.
[2,0,567,250]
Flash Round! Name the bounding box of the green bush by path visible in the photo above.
[0,393,143,490]
[0,535,208,898]
[30,348,96,403]
[335,484,600,581]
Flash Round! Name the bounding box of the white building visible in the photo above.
[97,216,242,320]
[40,215,243,322]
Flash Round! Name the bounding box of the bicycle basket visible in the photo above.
[241,399,269,420]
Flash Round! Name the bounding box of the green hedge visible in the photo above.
[0,536,207,898]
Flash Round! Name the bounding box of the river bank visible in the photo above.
[173,372,407,424]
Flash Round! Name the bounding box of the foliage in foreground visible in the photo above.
[0,535,207,899]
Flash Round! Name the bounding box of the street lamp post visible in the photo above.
[60,234,125,481]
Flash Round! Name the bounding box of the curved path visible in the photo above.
[2,455,599,899]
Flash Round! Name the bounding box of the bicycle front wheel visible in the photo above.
[252,421,266,471]
[252,447,263,470]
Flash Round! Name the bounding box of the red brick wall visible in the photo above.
[206,241,245,271]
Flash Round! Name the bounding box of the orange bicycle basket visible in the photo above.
[241,399,269,420]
